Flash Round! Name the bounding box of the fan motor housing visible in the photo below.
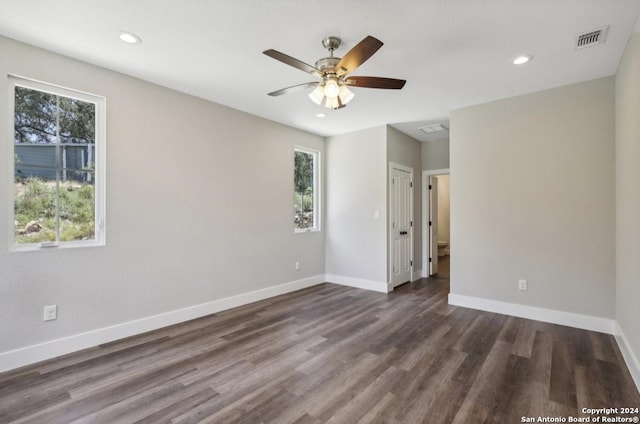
[315,57,340,72]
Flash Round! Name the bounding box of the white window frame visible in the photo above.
[8,76,106,251]
[294,146,320,233]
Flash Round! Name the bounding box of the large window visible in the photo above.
[294,146,319,232]
[10,77,105,250]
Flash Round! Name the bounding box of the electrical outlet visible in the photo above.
[295,261,300,271]
[518,279,528,291]
[43,305,57,321]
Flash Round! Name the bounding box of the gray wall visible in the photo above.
[421,139,450,170]
[0,35,325,355]
[387,126,422,277]
[450,77,615,318]
[325,126,388,283]
[325,126,424,285]
[615,33,640,370]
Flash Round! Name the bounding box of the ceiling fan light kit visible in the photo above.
[308,85,325,105]
[338,84,354,103]
[264,35,406,110]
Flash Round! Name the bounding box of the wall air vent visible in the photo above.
[576,26,608,50]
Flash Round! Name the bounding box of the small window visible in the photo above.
[294,146,319,232]
[10,77,105,250]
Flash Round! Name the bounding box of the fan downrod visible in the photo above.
[316,37,342,71]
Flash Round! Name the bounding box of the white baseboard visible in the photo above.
[325,274,391,293]
[0,274,325,373]
[614,322,640,393]
[448,293,640,391]
[448,293,616,334]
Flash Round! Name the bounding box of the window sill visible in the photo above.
[294,228,320,234]
[10,239,105,253]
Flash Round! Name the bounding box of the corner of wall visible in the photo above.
[614,29,640,396]
[615,323,640,392]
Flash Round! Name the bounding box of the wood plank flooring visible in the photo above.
[1,258,638,423]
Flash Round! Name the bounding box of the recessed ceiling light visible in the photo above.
[118,31,142,44]
[315,113,326,118]
[513,55,532,65]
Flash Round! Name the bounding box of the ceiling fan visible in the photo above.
[263,35,406,110]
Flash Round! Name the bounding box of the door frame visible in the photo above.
[422,168,450,278]
[389,162,414,287]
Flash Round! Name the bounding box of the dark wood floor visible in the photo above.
[1,258,638,424]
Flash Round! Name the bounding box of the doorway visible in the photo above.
[389,163,414,287]
[422,169,450,277]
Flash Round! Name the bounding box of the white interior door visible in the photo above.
[390,165,413,287]
[429,176,439,275]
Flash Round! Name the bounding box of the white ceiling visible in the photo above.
[1,1,639,142]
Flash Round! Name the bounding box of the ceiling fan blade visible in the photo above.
[334,36,384,76]
[263,49,323,78]
[344,76,406,89]
[268,82,321,97]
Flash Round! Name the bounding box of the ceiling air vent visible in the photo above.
[576,26,608,50]
[419,123,448,134]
